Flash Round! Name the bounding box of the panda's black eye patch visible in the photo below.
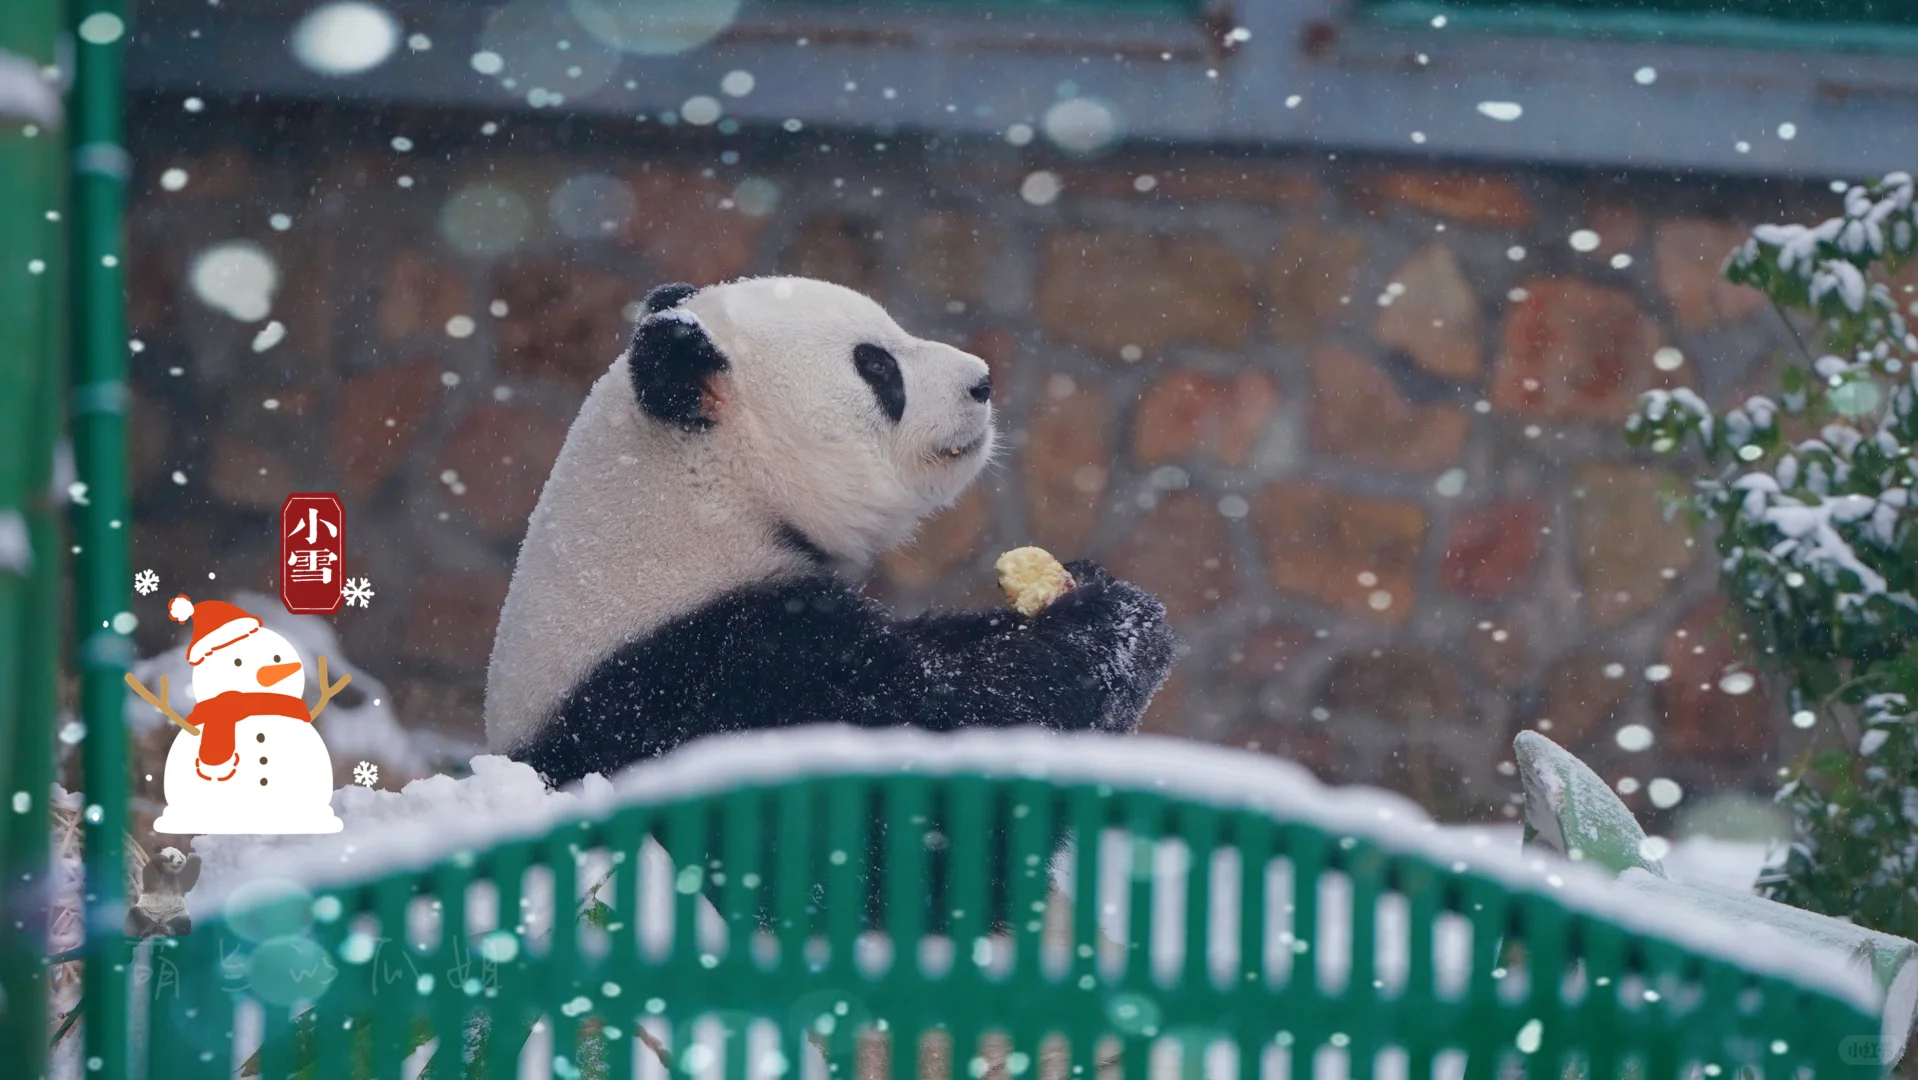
[853,344,905,424]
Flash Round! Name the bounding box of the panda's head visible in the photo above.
[628,277,995,564]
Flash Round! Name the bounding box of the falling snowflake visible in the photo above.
[353,761,379,788]
[341,577,375,609]
[133,569,159,596]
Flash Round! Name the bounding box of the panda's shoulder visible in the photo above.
[699,573,893,645]
[603,573,900,682]
[543,573,905,755]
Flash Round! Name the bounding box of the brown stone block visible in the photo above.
[783,213,885,298]
[1057,163,1319,207]
[271,384,321,421]
[128,387,170,500]
[391,675,489,742]
[1572,463,1694,628]
[125,242,180,337]
[1317,648,1466,732]
[1538,649,1635,751]
[1655,219,1767,332]
[1228,623,1315,679]
[207,432,295,512]
[333,359,445,500]
[1022,375,1114,555]
[152,145,254,200]
[436,403,571,542]
[1583,202,1646,256]
[1368,171,1536,227]
[1308,346,1469,471]
[1374,243,1483,379]
[905,210,994,304]
[621,166,766,285]
[1036,230,1257,355]
[1473,622,1532,689]
[1658,599,1771,761]
[1491,277,1666,422]
[1133,369,1281,467]
[400,572,511,671]
[1251,483,1426,624]
[1243,725,1344,775]
[495,261,639,386]
[881,486,992,591]
[1105,491,1237,619]
[320,149,409,194]
[377,248,471,343]
[1440,501,1544,600]
[1268,222,1364,343]
[1137,670,1191,737]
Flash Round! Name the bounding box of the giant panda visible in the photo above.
[485,276,1176,785]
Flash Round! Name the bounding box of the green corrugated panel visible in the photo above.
[765,0,1202,13]
[153,769,1877,1080]
[1368,0,1915,23]
[1364,0,1918,53]
[0,2,65,1077]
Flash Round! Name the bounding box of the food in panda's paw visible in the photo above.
[996,546,1075,618]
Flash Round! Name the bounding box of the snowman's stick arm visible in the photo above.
[123,673,199,736]
[308,656,352,721]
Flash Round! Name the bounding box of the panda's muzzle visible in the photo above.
[937,434,988,460]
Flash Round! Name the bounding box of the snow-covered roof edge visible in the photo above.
[200,727,1879,1013]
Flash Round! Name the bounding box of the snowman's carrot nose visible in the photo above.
[257,661,302,687]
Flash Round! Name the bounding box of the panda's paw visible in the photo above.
[1039,561,1177,729]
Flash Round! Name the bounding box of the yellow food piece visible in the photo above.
[996,547,1074,617]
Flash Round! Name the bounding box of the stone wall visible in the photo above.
[121,102,1835,823]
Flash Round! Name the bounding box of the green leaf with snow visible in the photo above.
[1626,172,1918,941]
[1514,731,1665,878]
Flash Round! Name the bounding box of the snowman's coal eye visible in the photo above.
[234,658,243,667]
[273,654,281,663]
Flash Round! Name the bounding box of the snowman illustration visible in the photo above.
[131,595,348,834]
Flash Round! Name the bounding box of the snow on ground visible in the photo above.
[1663,836,1771,892]
[183,727,1879,1014]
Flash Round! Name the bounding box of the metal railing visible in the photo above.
[136,737,1877,1080]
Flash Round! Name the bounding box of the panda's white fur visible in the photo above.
[485,277,995,752]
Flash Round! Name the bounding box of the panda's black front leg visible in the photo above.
[896,560,1176,734]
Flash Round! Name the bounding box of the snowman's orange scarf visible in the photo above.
[186,691,310,769]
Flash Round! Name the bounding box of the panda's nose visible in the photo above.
[968,375,993,404]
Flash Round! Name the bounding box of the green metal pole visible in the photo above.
[68,0,132,1074]
[0,2,66,1076]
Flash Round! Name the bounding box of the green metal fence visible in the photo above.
[136,751,1876,1080]
[1,3,69,1079]
[0,0,135,1076]
[69,0,136,1073]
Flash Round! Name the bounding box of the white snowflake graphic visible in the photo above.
[133,569,159,596]
[353,761,379,788]
[341,577,375,609]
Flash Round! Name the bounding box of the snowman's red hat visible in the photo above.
[168,595,261,665]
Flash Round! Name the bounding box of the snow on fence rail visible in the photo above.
[183,726,1880,1016]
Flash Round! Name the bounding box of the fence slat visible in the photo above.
[163,767,1879,1080]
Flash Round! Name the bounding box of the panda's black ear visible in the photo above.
[629,304,727,431]
[643,282,699,314]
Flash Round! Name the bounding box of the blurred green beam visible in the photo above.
[0,0,65,1076]
[68,0,132,1074]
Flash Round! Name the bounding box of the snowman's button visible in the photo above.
[257,733,265,743]
[259,757,268,765]
[260,778,268,786]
